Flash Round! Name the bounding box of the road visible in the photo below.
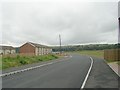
[2,54,119,88]
[85,57,119,88]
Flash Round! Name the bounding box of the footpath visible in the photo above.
[108,62,120,77]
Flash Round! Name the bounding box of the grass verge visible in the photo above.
[106,59,117,63]
[78,50,104,58]
[1,54,58,69]
[117,61,120,65]
[77,50,119,64]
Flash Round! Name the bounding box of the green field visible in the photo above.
[1,54,58,69]
[79,50,104,58]
[78,50,120,65]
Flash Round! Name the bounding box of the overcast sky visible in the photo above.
[1,0,119,47]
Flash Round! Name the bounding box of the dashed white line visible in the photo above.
[81,57,94,89]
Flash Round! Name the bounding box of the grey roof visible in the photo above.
[28,42,50,48]
[0,46,15,50]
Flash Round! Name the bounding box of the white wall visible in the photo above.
[0,50,2,54]
[35,47,39,56]
[0,49,16,55]
[35,47,52,56]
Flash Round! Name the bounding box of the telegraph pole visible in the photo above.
[118,17,120,44]
[59,34,62,55]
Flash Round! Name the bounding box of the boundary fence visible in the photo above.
[104,49,120,61]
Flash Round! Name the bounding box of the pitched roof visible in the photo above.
[27,42,50,48]
[0,46,15,50]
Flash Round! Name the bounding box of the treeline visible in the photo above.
[52,43,120,52]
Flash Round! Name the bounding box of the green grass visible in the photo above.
[78,50,120,64]
[107,60,120,64]
[117,61,120,65]
[107,61,120,66]
[1,54,58,69]
[0,56,2,70]
[78,50,104,58]
[106,59,117,63]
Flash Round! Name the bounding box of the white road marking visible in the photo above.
[81,57,94,89]
[0,55,72,77]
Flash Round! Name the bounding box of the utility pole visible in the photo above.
[59,34,62,55]
[118,17,120,44]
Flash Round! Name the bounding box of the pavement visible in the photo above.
[1,54,120,88]
[108,62,120,77]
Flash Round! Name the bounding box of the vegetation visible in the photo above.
[78,50,119,64]
[0,56,2,70]
[117,61,120,65]
[52,44,119,52]
[1,54,58,69]
[106,59,117,63]
[106,59,120,64]
[107,60,120,66]
[78,50,104,58]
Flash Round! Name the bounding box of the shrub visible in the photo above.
[19,60,28,65]
[16,55,20,59]
[2,54,59,69]
[51,54,58,59]
[38,58,43,61]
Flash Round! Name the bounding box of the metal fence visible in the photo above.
[104,49,120,61]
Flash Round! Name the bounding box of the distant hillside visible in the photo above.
[51,44,120,52]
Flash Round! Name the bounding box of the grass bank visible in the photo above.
[1,54,58,69]
[0,56,2,70]
[79,50,104,59]
[78,50,120,65]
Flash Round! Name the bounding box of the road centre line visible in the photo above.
[81,57,94,89]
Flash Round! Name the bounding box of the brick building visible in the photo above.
[19,42,52,55]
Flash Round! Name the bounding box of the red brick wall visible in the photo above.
[19,43,35,55]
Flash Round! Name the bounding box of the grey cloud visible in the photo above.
[1,2,118,46]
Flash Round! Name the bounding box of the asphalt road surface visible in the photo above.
[85,57,119,88]
[2,54,119,88]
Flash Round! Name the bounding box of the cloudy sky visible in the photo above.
[1,0,119,47]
